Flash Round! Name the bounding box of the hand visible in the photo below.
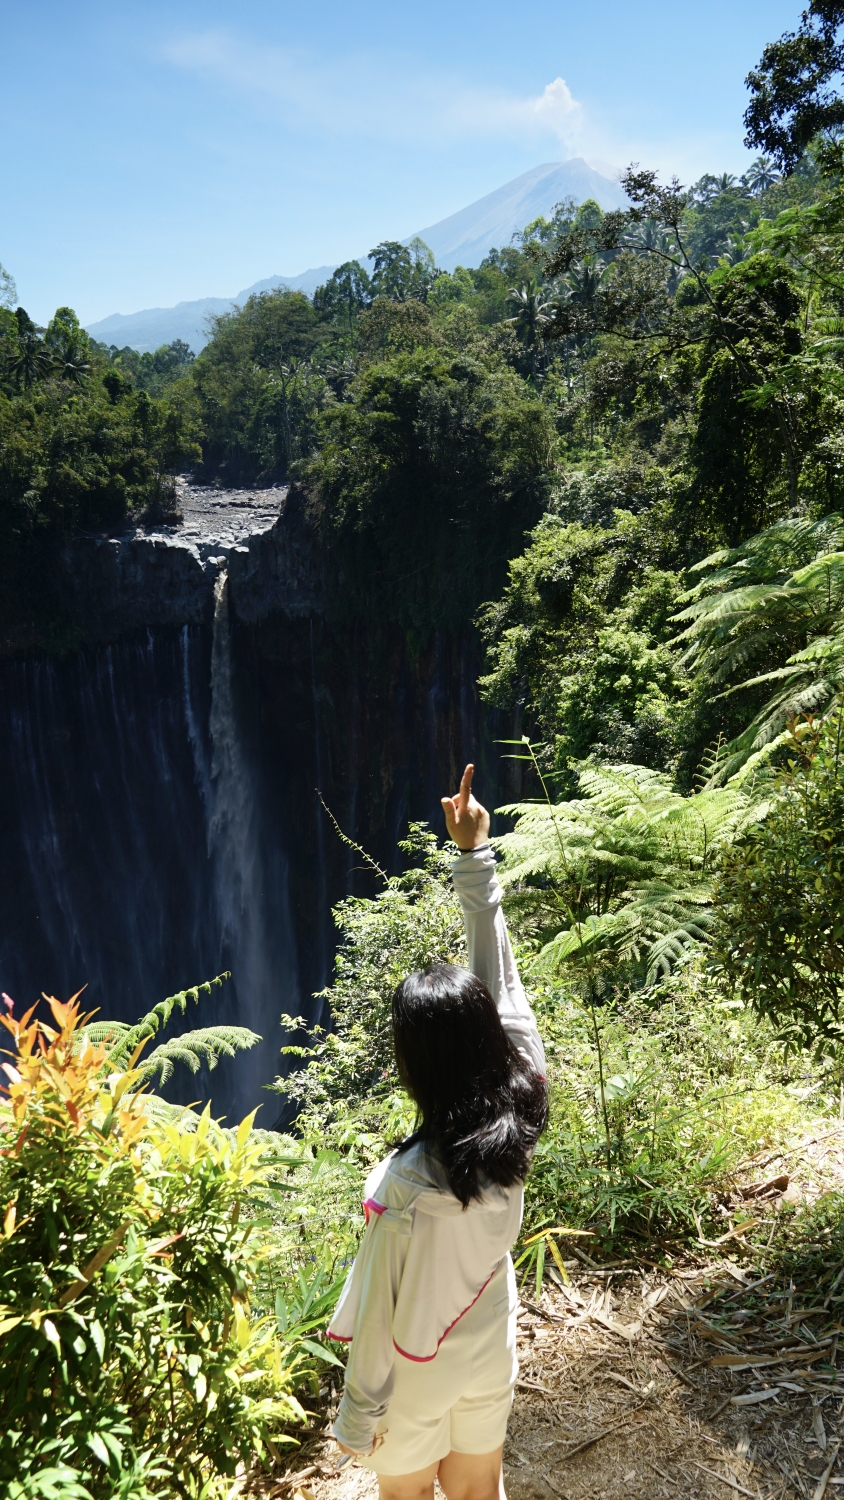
[334,1435,383,1458]
[441,764,490,851]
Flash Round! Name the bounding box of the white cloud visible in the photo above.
[443,74,582,147]
[163,32,583,152]
[529,77,582,138]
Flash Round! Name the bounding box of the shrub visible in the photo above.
[272,819,824,1276]
[521,961,811,1262]
[275,824,464,1128]
[0,993,306,1499]
[713,702,844,1052]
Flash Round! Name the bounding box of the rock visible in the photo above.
[60,481,322,639]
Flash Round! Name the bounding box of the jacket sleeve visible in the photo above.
[451,844,546,1077]
[329,1209,410,1454]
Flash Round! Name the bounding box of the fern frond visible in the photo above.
[673,512,844,779]
[82,1021,133,1050]
[496,757,759,985]
[135,1025,261,1085]
[140,1096,296,1159]
[101,972,232,1069]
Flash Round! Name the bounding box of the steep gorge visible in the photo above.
[0,483,511,1123]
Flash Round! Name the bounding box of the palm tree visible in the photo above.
[562,254,606,307]
[506,278,553,380]
[324,355,356,399]
[53,331,91,386]
[624,219,673,255]
[7,308,53,389]
[744,156,780,195]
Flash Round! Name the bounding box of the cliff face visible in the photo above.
[0,482,514,1123]
[63,481,321,636]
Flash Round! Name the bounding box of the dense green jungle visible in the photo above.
[8,4,844,1495]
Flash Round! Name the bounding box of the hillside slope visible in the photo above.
[408,158,626,269]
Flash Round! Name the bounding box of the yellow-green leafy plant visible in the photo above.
[0,992,306,1500]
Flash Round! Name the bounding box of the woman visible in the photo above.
[327,765,547,1500]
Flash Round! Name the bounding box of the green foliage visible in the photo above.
[95,340,196,398]
[691,255,814,536]
[356,296,435,357]
[540,160,840,522]
[744,3,844,174]
[756,1190,844,1285]
[301,343,555,632]
[0,305,203,641]
[272,817,825,1270]
[673,511,844,778]
[191,289,328,482]
[495,754,758,985]
[368,239,438,304]
[714,702,844,1052]
[478,498,688,782]
[505,278,554,382]
[522,958,816,1253]
[313,261,372,336]
[0,994,308,1499]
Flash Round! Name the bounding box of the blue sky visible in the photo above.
[2,0,797,325]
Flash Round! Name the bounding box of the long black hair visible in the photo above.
[391,963,548,1207]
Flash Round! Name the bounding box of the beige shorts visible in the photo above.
[362,1255,518,1477]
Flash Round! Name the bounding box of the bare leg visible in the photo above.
[438,1446,505,1500]
[377,1461,439,1500]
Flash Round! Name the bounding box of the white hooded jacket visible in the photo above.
[328,844,545,1454]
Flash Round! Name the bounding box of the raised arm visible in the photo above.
[442,766,546,1078]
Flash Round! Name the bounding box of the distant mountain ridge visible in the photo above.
[85,267,334,356]
[85,160,625,353]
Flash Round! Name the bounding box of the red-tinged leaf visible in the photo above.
[147,1232,185,1257]
[65,1100,80,1126]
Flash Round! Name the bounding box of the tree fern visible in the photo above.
[81,972,261,1084]
[131,1025,260,1085]
[671,512,844,779]
[495,760,759,983]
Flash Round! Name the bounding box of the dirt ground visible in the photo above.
[261,1128,844,1500]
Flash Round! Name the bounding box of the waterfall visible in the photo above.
[0,632,220,1035]
[184,568,299,1124]
[0,610,301,1126]
[0,542,505,1129]
[209,571,264,957]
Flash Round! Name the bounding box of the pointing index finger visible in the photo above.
[457,764,474,814]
